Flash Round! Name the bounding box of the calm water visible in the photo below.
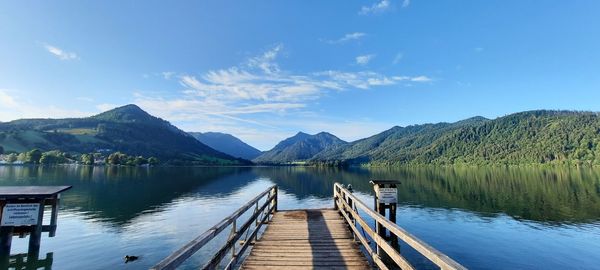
[0,166,599,269]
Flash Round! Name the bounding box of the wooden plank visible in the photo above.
[243,261,370,266]
[0,186,72,197]
[240,209,370,270]
[248,252,365,258]
[243,266,369,270]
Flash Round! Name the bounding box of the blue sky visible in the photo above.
[1,1,600,150]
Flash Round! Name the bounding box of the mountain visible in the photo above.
[254,132,346,164]
[189,132,262,160]
[313,111,600,166]
[0,104,249,165]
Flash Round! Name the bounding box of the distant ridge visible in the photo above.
[0,104,249,165]
[189,132,262,160]
[254,132,346,163]
[312,110,600,166]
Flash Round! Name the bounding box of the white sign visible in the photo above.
[377,188,397,204]
[1,203,40,226]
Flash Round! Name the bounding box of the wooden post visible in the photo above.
[0,226,13,268]
[333,185,338,210]
[49,195,59,237]
[28,199,45,258]
[370,180,401,264]
[272,186,278,213]
[0,185,71,268]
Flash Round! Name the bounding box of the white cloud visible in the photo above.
[134,44,432,149]
[162,71,175,79]
[359,0,391,15]
[356,54,375,65]
[410,76,432,82]
[393,53,403,64]
[324,32,366,44]
[44,44,78,60]
[0,90,19,109]
[0,89,92,121]
[402,0,410,8]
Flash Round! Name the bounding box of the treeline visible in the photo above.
[105,152,159,166]
[0,148,159,166]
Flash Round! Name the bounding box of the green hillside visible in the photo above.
[312,111,600,166]
[0,104,249,165]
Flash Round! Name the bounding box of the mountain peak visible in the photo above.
[253,131,346,163]
[92,104,156,123]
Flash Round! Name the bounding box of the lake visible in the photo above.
[0,165,599,269]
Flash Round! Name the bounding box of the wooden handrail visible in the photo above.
[151,185,277,270]
[334,183,467,270]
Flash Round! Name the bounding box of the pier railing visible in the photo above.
[151,185,277,270]
[334,183,466,270]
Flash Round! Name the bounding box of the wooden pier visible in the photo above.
[241,209,370,269]
[152,183,467,270]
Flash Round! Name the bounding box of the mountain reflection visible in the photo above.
[258,166,600,223]
[0,165,599,226]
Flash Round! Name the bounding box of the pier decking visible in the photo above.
[152,183,467,270]
[241,209,370,269]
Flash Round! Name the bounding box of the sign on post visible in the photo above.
[377,187,398,204]
[1,203,40,226]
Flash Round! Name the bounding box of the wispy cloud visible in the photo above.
[162,71,175,79]
[0,89,91,121]
[409,75,432,82]
[323,32,366,44]
[356,54,375,65]
[132,44,431,149]
[402,0,410,8]
[0,90,19,109]
[43,44,78,60]
[392,53,403,64]
[359,0,391,15]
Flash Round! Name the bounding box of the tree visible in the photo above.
[39,153,56,164]
[134,156,147,166]
[26,149,43,164]
[39,151,68,165]
[6,153,17,163]
[0,145,3,155]
[17,152,27,162]
[148,157,159,165]
[107,152,127,165]
[81,153,95,165]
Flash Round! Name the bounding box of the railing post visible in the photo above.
[254,201,259,242]
[346,184,356,241]
[230,219,237,259]
[333,184,338,210]
[370,180,401,265]
[272,186,278,212]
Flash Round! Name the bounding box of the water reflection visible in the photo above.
[0,166,257,226]
[0,165,598,269]
[258,166,600,224]
[0,165,599,226]
[3,252,53,270]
